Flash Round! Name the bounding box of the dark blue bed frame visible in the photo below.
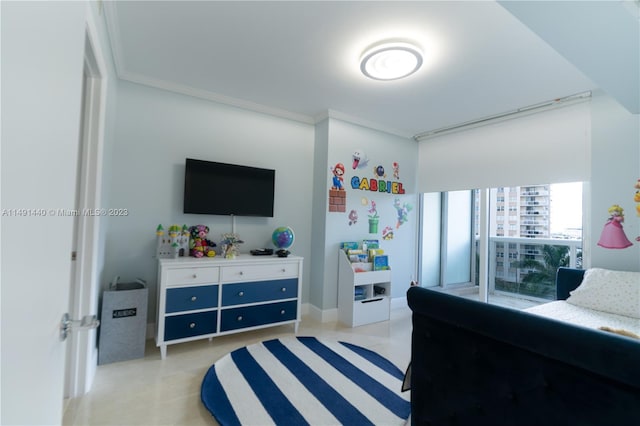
[407,267,640,425]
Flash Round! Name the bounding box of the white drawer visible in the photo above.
[352,296,390,327]
[221,262,298,283]
[164,267,219,286]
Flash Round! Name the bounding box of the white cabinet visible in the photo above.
[156,255,303,359]
[337,250,391,327]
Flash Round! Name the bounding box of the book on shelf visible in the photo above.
[341,241,359,251]
[354,286,367,300]
[373,255,390,271]
[349,253,369,263]
[352,262,372,273]
[368,248,384,260]
[362,239,379,249]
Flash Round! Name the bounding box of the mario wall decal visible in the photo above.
[328,163,346,212]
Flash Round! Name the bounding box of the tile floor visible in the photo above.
[62,306,413,426]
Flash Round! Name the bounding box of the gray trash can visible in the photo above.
[98,277,148,365]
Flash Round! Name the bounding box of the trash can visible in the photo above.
[98,277,148,365]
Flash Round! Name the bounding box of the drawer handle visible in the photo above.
[239,271,244,276]
[281,287,287,292]
[192,274,197,279]
[280,309,286,315]
[238,291,244,297]
[281,268,286,273]
[189,322,196,329]
[237,316,243,321]
[191,296,197,302]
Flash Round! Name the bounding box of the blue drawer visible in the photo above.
[164,311,217,341]
[166,285,218,313]
[220,300,297,332]
[221,279,298,307]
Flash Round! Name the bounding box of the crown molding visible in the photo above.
[314,110,414,140]
[119,70,315,125]
[103,2,314,125]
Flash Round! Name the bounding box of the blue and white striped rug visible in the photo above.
[201,336,411,425]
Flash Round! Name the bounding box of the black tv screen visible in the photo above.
[183,158,275,217]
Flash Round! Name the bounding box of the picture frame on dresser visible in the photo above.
[155,255,303,359]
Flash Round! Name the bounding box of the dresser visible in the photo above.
[155,255,303,359]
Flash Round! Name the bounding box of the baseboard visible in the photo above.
[305,303,338,323]
[391,296,408,310]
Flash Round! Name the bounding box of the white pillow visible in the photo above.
[567,268,640,319]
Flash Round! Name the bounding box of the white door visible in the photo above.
[65,25,107,399]
[1,2,101,424]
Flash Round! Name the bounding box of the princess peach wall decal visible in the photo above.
[597,204,633,249]
[634,179,640,241]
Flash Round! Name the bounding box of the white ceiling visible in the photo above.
[104,1,637,139]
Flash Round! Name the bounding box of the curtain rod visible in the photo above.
[413,91,592,142]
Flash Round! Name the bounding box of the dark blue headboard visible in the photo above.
[556,267,585,300]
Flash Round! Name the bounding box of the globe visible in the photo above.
[272,226,295,250]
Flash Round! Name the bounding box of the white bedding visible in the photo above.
[524,301,640,336]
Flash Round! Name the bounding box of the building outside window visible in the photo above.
[419,182,583,309]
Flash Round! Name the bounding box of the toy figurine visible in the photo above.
[221,233,243,259]
[189,225,216,258]
[156,224,190,258]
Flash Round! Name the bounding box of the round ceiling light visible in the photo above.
[360,42,423,81]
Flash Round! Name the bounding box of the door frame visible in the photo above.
[65,11,108,398]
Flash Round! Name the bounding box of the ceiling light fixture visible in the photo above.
[360,41,423,81]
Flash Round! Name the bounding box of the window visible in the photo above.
[419,191,473,289]
[419,182,583,308]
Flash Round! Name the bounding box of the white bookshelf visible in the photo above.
[337,249,391,327]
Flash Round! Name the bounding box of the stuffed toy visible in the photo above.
[189,225,216,258]
[599,326,640,339]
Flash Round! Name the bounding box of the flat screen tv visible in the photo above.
[183,158,275,217]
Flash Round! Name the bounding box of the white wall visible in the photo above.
[589,91,640,271]
[310,120,330,311]
[1,1,87,423]
[319,119,419,311]
[103,81,315,324]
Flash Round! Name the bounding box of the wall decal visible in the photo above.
[328,162,346,212]
[331,162,345,190]
[373,165,386,178]
[382,226,394,240]
[350,176,406,194]
[634,179,640,241]
[597,204,633,249]
[367,200,379,234]
[634,179,640,217]
[393,198,413,228]
[348,209,358,226]
[392,162,400,180]
[348,161,407,194]
[352,149,369,169]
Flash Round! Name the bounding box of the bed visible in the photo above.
[406,267,640,425]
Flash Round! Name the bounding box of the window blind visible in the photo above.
[417,101,590,193]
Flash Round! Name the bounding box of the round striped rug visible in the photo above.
[201,336,411,425]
